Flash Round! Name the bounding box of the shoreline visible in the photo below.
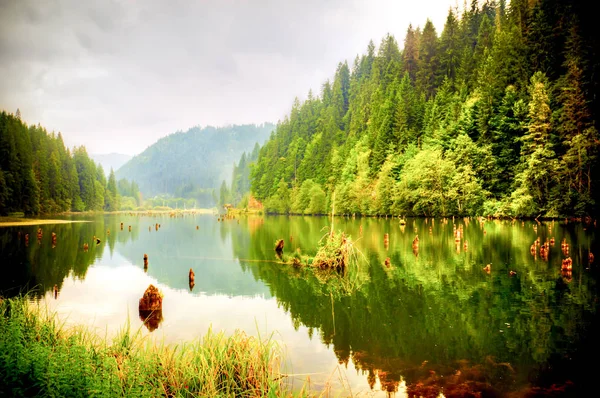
[0,208,219,227]
[0,218,92,227]
[61,208,218,215]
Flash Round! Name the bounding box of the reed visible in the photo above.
[0,295,318,397]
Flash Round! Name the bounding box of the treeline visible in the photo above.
[219,143,260,208]
[117,178,142,210]
[0,110,138,215]
[250,0,599,217]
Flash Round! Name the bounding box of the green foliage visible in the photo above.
[396,148,454,216]
[265,179,291,214]
[0,111,132,215]
[247,0,600,217]
[305,184,327,215]
[104,169,119,211]
[119,196,138,211]
[292,179,317,214]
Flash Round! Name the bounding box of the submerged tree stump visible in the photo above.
[275,239,284,252]
[138,284,163,312]
[139,284,163,332]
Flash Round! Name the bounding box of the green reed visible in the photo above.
[0,296,321,397]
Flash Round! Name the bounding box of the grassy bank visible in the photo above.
[0,296,304,397]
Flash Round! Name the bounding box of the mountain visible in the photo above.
[90,153,132,175]
[115,123,274,200]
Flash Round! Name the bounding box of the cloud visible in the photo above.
[0,0,456,156]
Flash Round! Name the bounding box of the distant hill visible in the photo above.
[115,123,274,200]
[90,153,132,175]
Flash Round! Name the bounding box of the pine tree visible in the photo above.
[416,19,440,98]
[438,8,461,84]
[555,22,599,213]
[106,168,120,211]
[219,180,231,207]
[514,72,558,214]
[402,24,420,82]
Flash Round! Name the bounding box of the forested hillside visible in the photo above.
[0,111,138,215]
[250,0,599,218]
[116,124,274,206]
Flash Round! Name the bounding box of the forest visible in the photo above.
[249,0,600,218]
[219,143,261,208]
[0,110,140,216]
[0,109,269,214]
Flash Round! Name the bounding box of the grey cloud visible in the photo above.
[0,0,454,155]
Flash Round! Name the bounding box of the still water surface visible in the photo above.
[1,213,599,397]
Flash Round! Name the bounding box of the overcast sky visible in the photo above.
[0,0,459,156]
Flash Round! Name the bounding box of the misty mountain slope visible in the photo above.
[91,153,132,175]
[115,123,274,197]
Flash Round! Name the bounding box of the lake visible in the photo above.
[1,213,598,397]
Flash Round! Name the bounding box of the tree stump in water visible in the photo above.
[139,284,163,312]
[275,239,284,252]
[139,284,163,332]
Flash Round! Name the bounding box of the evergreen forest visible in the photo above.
[0,111,140,216]
[249,0,600,218]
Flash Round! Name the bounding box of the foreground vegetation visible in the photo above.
[249,0,599,218]
[0,296,302,397]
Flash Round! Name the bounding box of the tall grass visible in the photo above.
[0,296,311,397]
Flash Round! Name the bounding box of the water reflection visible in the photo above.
[1,218,110,298]
[0,214,598,396]
[231,215,599,397]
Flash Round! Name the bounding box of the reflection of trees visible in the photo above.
[0,216,112,298]
[115,214,270,296]
[230,216,599,395]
